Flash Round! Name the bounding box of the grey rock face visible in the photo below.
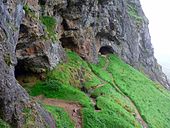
[16,0,66,73]
[54,0,169,88]
[0,0,55,127]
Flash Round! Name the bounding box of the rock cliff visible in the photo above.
[0,0,56,127]
[0,0,170,127]
[17,0,169,88]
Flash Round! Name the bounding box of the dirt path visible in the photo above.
[89,56,148,128]
[102,55,109,70]
[105,57,148,128]
[35,96,82,128]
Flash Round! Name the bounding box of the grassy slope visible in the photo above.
[0,119,10,128]
[29,51,170,128]
[45,105,74,128]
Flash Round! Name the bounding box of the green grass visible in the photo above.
[0,119,10,128]
[40,16,57,42]
[45,105,74,128]
[30,79,92,108]
[107,54,170,128]
[28,51,170,128]
[23,4,36,18]
[127,4,143,26]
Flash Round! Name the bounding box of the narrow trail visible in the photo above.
[89,56,148,128]
[91,83,105,90]
[35,96,82,128]
[102,55,109,70]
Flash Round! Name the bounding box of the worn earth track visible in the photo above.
[89,55,148,128]
[35,96,82,128]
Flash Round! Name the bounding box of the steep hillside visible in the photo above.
[1,0,170,127]
[26,51,170,128]
[15,0,169,88]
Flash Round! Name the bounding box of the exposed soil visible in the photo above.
[35,96,82,128]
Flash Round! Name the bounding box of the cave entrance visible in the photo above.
[15,60,26,78]
[99,46,114,55]
[38,0,46,5]
[14,59,40,87]
[60,37,78,52]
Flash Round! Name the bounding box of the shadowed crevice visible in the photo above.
[99,46,114,55]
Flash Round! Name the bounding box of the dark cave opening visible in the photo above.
[18,24,29,41]
[19,24,28,33]
[61,19,70,30]
[99,46,114,55]
[14,60,41,86]
[60,37,78,51]
[15,60,30,84]
[38,0,46,5]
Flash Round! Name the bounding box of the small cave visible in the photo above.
[99,46,114,55]
[19,24,28,34]
[61,19,78,31]
[15,60,28,84]
[38,0,46,5]
[14,60,40,87]
[61,19,70,30]
[60,37,78,52]
[15,60,25,77]
[18,24,29,40]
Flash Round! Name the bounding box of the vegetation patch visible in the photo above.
[3,53,11,66]
[127,4,143,27]
[28,51,170,128]
[23,4,36,18]
[107,54,170,128]
[40,16,57,42]
[30,80,92,108]
[45,105,74,128]
[0,119,10,128]
[22,108,35,128]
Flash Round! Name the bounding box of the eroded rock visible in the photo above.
[56,0,170,88]
[0,0,56,127]
[16,0,66,73]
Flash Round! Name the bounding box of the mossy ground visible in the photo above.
[27,50,170,128]
[45,105,74,128]
[0,119,10,128]
[127,4,143,27]
[40,16,57,41]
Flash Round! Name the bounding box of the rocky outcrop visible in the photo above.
[0,0,170,127]
[48,0,169,88]
[19,0,169,88]
[0,0,55,127]
[16,0,66,73]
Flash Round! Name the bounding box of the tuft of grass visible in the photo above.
[82,106,139,128]
[22,108,36,128]
[40,16,57,42]
[23,4,36,18]
[127,4,143,27]
[30,80,92,108]
[45,105,74,128]
[0,119,10,128]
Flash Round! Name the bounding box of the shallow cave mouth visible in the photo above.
[14,60,40,86]
[99,45,114,55]
[38,0,46,5]
[60,37,78,52]
[19,24,28,34]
